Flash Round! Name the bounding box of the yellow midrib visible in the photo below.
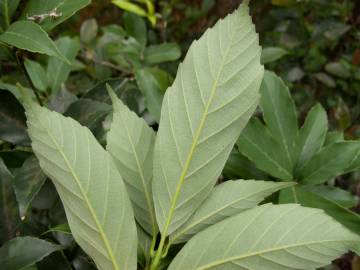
[196,239,358,269]
[43,121,120,270]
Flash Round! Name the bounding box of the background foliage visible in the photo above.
[0,0,359,269]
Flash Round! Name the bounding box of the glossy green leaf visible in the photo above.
[0,237,61,270]
[261,46,288,64]
[22,0,90,32]
[168,204,360,270]
[13,155,47,217]
[0,158,20,245]
[299,141,360,184]
[260,71,298,167]
[144,43,181,64]
[279,186,360,235]
[237,118,293,181]
[135,67,172,122]
[106,85,157,235]
[295,103,327,173]
[0,21,68,62]
[170,180,294,244]
[153,2,264,234]
[0,91,30,146]
[47,37,80,92]
[24,59,48,92]
[24,95,137,270]
[0,0,20,29]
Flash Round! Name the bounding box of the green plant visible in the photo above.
[233,70,360,235]
[1,2,357,270]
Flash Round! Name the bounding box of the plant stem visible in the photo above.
[149,235,167,270]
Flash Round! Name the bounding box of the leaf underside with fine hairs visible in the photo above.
[25,98,137,270]
[152,1,264,235]
[169,204,360,270]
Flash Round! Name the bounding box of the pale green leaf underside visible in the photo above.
[26,102,137,270]
[106,86,157,235]
[171,180,294,244]
[169,204,360,270]
[153,2,264,235]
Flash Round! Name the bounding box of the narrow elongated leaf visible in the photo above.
[153,2,264,234]
[0,237,61,270]
[24,59,48,92]
[22,0,90,31]
[170,180,294,243]
[0,158,20,245]
[0,0,20,28]
[47,37,80,92]
[299,141,360,184]
[13,155,47,217]
[0,21,68,62]
[279,186,360,235]
[168,204,360,270]
[260,71,298,167]
[106,86,157,235]
[261,47,288,64]
[324,131,344,146]
[137,226,153,268]
[24,96,137,270]
[294,103,327,173]
[237,118,293,181]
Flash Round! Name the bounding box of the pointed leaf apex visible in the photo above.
[17,83,37,111]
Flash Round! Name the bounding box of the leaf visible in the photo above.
[13,155,47,217]
[106,85,157,235]
[237,118,293,181]
[144,43,181,64]
[0,91,30,145]
[0,0,20,29]
[22,0,90,32]
[135,67,172,122]
[325,62,351,79]
[137,226,153,268]
[0,21,69,62]
[0,158,20,245]
[314,72,336,88]
[48,87,78,114]
[261,47,288,64]
[123,11,147,47]
[43,223,71,235]
[170,180,294,244]
[47,36,81,92]
[24,96,137,270]
[324,130,343,146]
[260,71,298,167]
[80,19,98,43]
[298,141,360,184]
[305,186,358,208]
[24,59,48,92]
[345,153,360,173]
[223,151,269,180]
[0,236,62,270]
[294,103,327,174]
[152,2,264,234]
[168,204,360,270]
[279,186,360,235]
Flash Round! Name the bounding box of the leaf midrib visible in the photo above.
[196,239,358,270]
[41,116,120,270]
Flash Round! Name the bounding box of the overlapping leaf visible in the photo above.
[152,1,264,235]
[24,95,137,270]
[170,180,294,243]
[106,85,157,235]
[168,204,360,270]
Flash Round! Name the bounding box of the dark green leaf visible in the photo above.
[144,43,181,64]
[24,59,48,92]
[123,11,147,47]
[324,131,344,146]
[0,0,20,29]
[0,158,20,245]
[299,141,360,184]
[13,155,47,217]
[48,87,78,114]
[0,236,62,270]
[22,0,91,32]
[0,91,30,145]
[0,21,68,62]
